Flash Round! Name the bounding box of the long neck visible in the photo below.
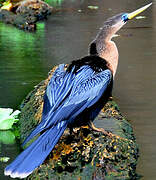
[90,25,119,77]
[89,16,126,76]
[96,40,119,77]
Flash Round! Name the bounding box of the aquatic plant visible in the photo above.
[0,1,12,10]
[0,108,20,130]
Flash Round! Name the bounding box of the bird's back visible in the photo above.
[66,55,113,126]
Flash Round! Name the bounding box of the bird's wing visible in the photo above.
[22,64,75,146]
[42,65,112,126]
[23,65,112,146]
[42,64,75,117]
[58,66,112,122]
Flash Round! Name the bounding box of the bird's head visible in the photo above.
[89,3,152,76]
[95,3,152,44]
[105,3,152,40]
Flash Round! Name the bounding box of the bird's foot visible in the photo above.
[88,121,126,140]
[88,121,110,136]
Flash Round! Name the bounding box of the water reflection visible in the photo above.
[45,0,64,7]
[0,0,155,179]
[0,22,47,108]
[0,142,20,180]
[0,131,20,180]
[0,131,16,144]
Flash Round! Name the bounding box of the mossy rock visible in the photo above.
[19,66,139,179]
[0,0,53,31]
[15,0,53,21]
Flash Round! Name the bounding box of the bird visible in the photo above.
[4,3,152,179]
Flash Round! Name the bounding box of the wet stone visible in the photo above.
[0,0,53,31]
[15,0,53,21]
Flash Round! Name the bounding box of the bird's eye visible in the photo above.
[121,13,128,22]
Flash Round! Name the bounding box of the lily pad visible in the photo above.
[0,108,20,130]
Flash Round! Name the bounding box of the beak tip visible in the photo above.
[128,2,152,20]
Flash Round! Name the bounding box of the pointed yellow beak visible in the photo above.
[128,3,152,20]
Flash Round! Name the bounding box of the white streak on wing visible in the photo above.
[61,121,65,127]
[57,122,60,129]
[46,85,53,106]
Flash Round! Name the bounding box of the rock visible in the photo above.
[0,9,36,31]
[0,0,53,31]
[19,66,139,179]
[15,0,53,21]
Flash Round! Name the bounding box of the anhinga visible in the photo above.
[4,3,152,179]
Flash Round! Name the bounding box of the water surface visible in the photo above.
[0,0,155,179]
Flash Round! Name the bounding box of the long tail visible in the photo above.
[4,121,67,179]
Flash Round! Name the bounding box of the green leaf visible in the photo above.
[2,0,10,6]
[0,108,20,130]
[0,130,15,144]
[0,157,10,162]
[1,1,12,10]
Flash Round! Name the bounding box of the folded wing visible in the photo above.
[23,64,112,146]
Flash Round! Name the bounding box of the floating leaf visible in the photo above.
[78,9,82,12]
[0,157,10,162]
[135,16,146,20]
[88,5,99,10]
[0,108,20,130]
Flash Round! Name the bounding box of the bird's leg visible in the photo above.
[88,121,127,140]
[88,121,110,136]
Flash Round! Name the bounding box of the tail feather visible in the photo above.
[22,121,47,147]
[4,122,67,179]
